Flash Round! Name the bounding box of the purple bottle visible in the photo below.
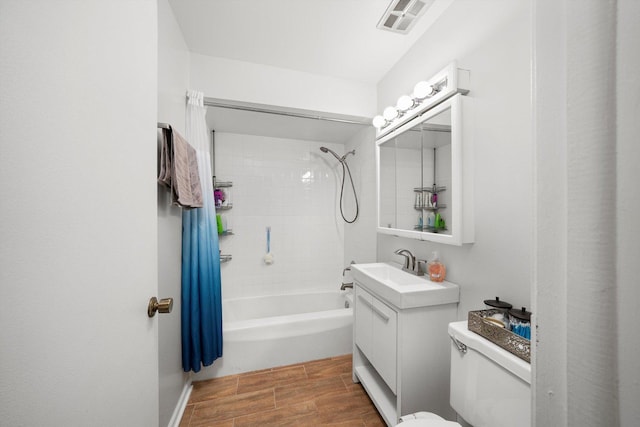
[214,189,225,207]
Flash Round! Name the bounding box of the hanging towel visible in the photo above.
[158,128,172,188]
[158,127,203,208]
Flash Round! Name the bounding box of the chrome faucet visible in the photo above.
[394,249,415,270]
[341,261,356,290]
[394,249,425,276]
[342,260,356,276]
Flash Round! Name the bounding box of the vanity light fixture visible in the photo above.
[372,62,470,136]
[396,95,415,112]
[372,82,441,130]
[372,115,387,129]
[413,81,438,100]
[383,106,399,121]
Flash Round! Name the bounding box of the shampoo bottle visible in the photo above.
[427,251,446,282]
[426,211,436,228]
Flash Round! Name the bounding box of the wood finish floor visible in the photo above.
[179,354,386,426]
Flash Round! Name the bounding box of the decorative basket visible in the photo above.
[467,309,530,363]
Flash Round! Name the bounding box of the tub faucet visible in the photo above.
[340,282,353,290]
[342,260,356,276]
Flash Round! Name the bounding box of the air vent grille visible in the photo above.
[377,0,433,34]
[393,0,412,12]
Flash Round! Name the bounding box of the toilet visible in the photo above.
[396,320,531,427]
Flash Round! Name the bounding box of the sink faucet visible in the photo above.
[394,249,415,271]
[394,249,425,276]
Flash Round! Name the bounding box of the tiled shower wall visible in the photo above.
[213,132,346,299]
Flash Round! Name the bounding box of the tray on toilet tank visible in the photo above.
[467,309,530,363]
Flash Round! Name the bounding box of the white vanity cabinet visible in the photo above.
[355,286,398,394]
[352,277,459,426]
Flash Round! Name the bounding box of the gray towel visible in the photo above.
[158,128,203,208]
[158,129,172,188]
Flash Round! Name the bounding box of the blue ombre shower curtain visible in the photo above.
[182,90,223,372]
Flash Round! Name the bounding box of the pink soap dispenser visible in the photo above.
[427,251,446,282]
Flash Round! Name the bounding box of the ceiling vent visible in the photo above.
[377,0,433,34]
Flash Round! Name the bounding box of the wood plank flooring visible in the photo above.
[179,354,386,426]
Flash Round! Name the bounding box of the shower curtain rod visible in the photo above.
[203,98,370,126]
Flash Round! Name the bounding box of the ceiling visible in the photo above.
[168,0,452,143]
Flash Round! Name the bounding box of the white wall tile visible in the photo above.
[215,132,346,297]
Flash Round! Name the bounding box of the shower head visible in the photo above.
[320,146,342,161]
[320,147,356,163]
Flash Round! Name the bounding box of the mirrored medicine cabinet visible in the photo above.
[376,94,474,245]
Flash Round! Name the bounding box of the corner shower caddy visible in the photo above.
[210,126,234,263]
[211,119,233,262]
[213,178,233,263]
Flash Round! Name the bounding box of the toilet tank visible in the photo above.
[448,321,531,427]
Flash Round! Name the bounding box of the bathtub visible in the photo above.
[194,290,353,379]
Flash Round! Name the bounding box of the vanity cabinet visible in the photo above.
[352,281,458,426]
[355,286,397,394]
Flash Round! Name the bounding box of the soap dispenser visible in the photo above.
[427,251,446,282]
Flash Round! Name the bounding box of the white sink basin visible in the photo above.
[351,262,459,309]
[356,263,429,286]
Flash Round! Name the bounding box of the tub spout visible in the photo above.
[340,282,353,290]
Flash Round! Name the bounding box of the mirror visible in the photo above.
[377,94,473,245]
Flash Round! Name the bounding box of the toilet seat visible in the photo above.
[396,412,461,427]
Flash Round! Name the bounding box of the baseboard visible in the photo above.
[167,379,193,427]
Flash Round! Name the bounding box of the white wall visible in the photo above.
[534,0,640,425]
[190,53,377,118]
[564,3,617,423]
[210,133,347,300]
[157,0,191,426]
[531,0,567,423]
[344,127,378,267]
[0,1,159,425]
[616,1,640,424]
[158,0,190,134]
[375,0,532,318]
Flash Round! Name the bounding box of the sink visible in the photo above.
[356,263,428,286]
[350,262,459,309]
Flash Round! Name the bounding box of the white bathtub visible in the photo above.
[194,290,353,379]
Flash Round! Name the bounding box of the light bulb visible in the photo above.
[383,106,398,121]
[396,95,414,112]
[372,115,386,129]
[413,81,436,100]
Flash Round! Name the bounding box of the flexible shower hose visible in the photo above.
[338,159,359,223]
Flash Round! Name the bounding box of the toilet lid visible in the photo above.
[398,420,461,427]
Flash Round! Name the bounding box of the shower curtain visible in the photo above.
[181,90,223,372]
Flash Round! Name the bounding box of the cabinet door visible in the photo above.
[354,285,373,359]
[371,297,398,394]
